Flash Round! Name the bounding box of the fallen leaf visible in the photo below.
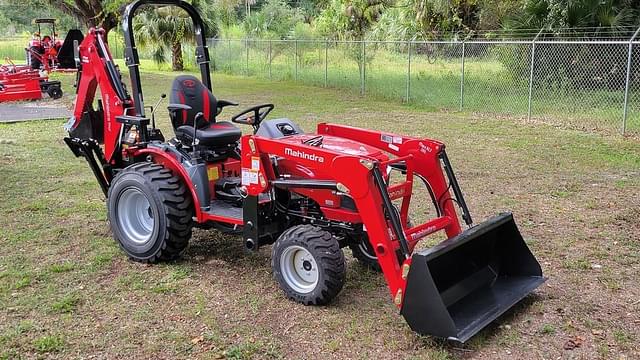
[191,336,204,345]
[563,336,585,350]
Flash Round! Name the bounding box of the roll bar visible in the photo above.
[122,0,212,116]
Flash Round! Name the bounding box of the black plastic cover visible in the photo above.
[57,29,84,69]
[255,118,304,138]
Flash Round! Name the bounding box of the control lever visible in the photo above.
[149,93,166,128]
[193,112,204,156]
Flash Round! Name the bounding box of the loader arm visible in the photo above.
[245,125,544,342]
[317,123,468,240]
[242,134,412,302]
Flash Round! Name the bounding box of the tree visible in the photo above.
[135,1,218,71]
[504,0,640,35]
[410,0,480,39]
[215,0,241,28]
[41,0,124,35]
[0,0,79,34]
[243,0,304,39]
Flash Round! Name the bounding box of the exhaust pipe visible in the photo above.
[401,212,545,342]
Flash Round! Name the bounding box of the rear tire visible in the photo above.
[28,46,43,70]
[107,162,193,263]
[272,225,346,305]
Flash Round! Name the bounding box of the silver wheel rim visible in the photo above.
[117,188,155,244]
[280,245,319,293]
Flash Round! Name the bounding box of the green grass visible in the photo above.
[0,37,28,62]
[33,334,65,353]
[0,70,639,358]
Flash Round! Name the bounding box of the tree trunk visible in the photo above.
[172,42,184,71]
[99,15,118,44]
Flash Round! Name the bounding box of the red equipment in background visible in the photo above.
[26,18,84,72]
[0,17,81,102]
[26,18,63,71]
[63,0,546,343]
[0,58,63,102]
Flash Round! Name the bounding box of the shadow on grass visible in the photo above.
[413,293,544,356]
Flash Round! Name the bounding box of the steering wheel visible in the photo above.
[231,104,274,132]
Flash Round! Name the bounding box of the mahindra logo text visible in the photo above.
[285,148,325,163]
[410,226,436,240]
[388,188,405,199]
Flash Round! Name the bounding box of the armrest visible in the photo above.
[217,99,238,108]
[167,103,192,112]
[116,115,150,127]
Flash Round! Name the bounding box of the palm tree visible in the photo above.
[135,2,217,71]
[504,0,640,37]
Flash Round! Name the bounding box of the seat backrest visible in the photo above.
[169,75,217,129]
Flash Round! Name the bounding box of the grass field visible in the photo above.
[208,40,640,135]
[1,70,639,359]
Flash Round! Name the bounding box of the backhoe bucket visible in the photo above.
[400,213,545,342]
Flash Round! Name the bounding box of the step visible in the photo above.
[206,200,243,221]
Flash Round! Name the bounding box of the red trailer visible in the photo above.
[0,59,63,102]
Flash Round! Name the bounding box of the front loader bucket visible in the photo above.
[401,213,545,342]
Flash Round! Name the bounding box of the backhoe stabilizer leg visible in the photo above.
[63,137,111,197]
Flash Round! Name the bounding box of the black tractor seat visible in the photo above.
[175,121,241,147]
[168,75,241,148]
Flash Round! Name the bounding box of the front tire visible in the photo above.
[107,162,193,263]
[272,225,346,305]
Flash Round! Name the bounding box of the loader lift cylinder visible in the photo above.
[372,164,410,258]
[439,150,472,226]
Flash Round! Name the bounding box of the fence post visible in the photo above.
[227,39,231,71]
[361,40,366,96]
[268,40,272,80]
[245,39,249,76]
[295,39,298,81]
[324,40,328,87]
[406,40,412,102]
[459,41,466,111]
[622,26,640,135]
[528,28,544,121]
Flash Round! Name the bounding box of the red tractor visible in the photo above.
[64,0,545,342]
[26,18,84,72]
[26,19,63,70]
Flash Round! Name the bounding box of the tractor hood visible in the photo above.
[277,134,388,161]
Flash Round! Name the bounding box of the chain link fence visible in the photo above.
[207,38,640,136]
[1,34,638,136]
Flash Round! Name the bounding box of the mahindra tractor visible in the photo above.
[63,0,545,342]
